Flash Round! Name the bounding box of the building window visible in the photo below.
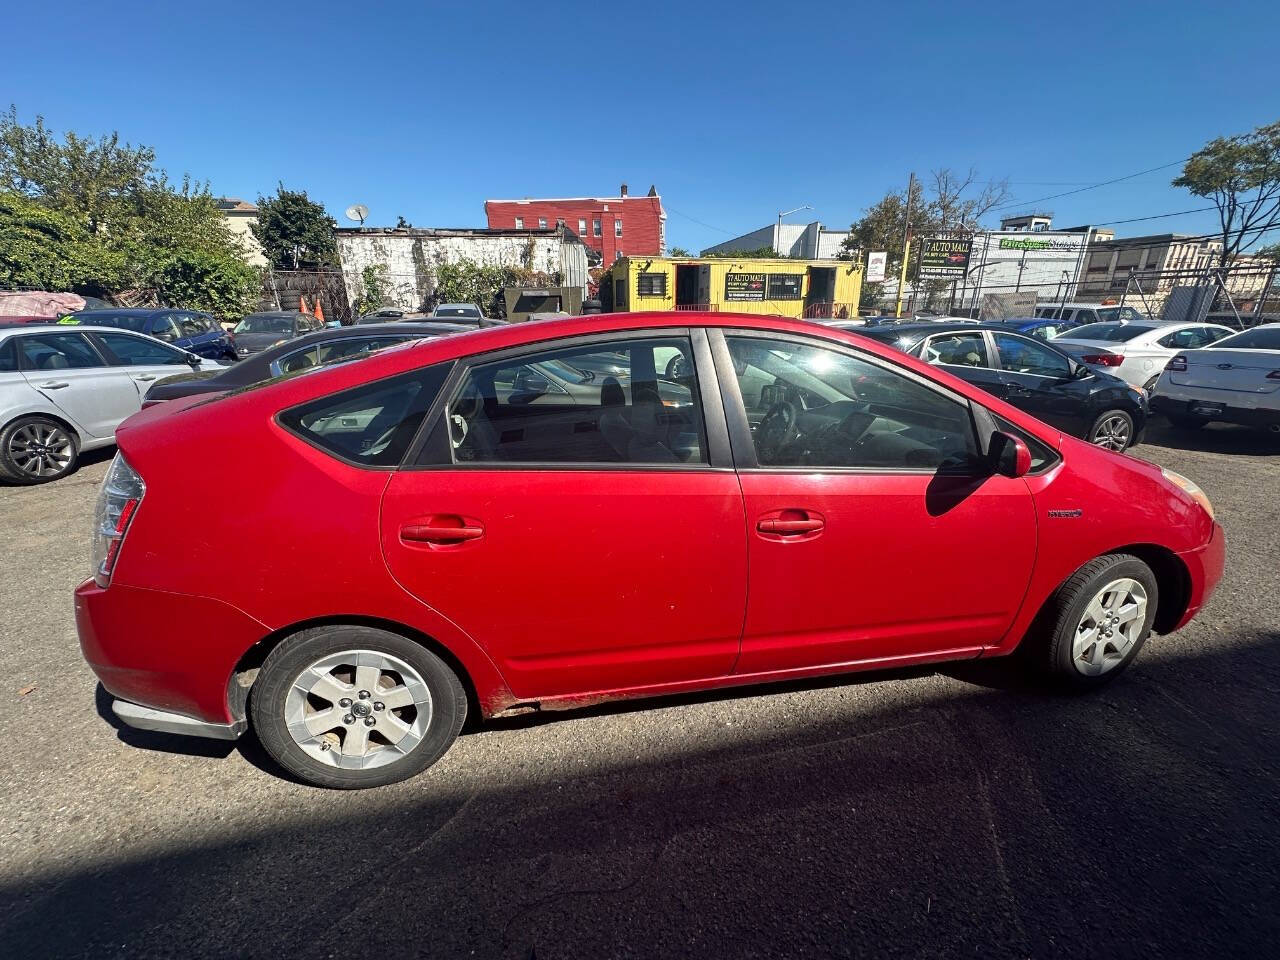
[514,217,524,230]
[556,218,564,228]
[615,219,623,238]
[538,218,547,229]
[578,218,587,234]
[637,272,667,297]
[593,218,602,237]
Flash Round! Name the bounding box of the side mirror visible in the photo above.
[513,371,550,396]
[988,431,1031,479]
[185,351,203,367]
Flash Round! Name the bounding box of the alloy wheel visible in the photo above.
[8,422,74,478]
[284,649,433,769]
[1072,578,1147,676]
[1091,415,1131,451]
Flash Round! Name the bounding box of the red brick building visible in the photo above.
[484,184,665,263]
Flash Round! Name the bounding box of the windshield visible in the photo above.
[1062,322,1154,342]
[235,315,294,335]
[434,306,480,318]
[1212,327,1280,350]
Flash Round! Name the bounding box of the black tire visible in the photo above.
[1032,553,1159,689]
[1087,408,1135,452]
[0,415,80,484]
[1167,412,1207,430]
[250,625,467,789]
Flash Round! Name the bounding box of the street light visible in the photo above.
[776,204,814,256]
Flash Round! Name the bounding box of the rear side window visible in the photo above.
[0,339,16,372]
[18,332,105,369]
[1067,322,1154,342]
[1214,327,1280,350]
[279,364,451,467]
[97,332,188,365]
[922,332,989,368]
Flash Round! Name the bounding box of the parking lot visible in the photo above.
[0,423,1277,959]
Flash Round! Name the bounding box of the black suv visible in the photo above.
[856,323,1148,451]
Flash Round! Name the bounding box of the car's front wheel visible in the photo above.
[0,415,80,484]
[1034,553,1158,688]
[251,625,468,789]
[1088,409,1134,451]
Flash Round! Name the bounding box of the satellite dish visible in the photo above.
[345,203,369,225]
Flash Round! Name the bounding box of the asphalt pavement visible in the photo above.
[1,424,1278,959]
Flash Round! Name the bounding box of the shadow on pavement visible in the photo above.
[8,634,1280,959]
[1145,420,1280,456]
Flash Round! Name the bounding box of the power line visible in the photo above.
[992,158,1189,213]
[665,205,737,236]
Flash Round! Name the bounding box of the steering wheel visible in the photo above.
[755,401,799,463]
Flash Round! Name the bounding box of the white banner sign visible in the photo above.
[866,251,887,282]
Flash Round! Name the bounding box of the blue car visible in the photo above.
[64,308,238,363]
[987,316,1081,341]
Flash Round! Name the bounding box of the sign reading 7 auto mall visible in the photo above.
[919,237,973,279]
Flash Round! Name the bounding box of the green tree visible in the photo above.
[1255,241,1280,262]
[0,108,259,318]
[252,185,338,270]
[701,244,786,259]
[352,264,390,315]
[667,246,694,257]
[1174,121,1280,281]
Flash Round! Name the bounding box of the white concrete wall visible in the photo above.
[335,232,574,311]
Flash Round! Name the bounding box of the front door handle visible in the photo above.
[38,381,69,389]
[756,509,825,540]
[133,374,158,382]
[757,518,824,534]
[400,516,485,545]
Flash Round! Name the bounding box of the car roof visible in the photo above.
[434,303,479,310]
[0,323,160,337]
[279,322,467,347]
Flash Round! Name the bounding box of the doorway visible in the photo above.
[805,267,836,313]
[675,264,701,308]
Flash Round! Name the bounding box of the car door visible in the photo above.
[379,330,748,700]
[990,332,1088,435]
[714,331,1036,675]
[90,331,202,395]
[915,330,1006,400]
[14,331,142,438]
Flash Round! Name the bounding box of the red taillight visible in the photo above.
[99,498,139,583]
[1081,353,1124,367]
[1167,355,1188,372]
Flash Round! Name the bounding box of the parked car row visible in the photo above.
[76,310,1225,789]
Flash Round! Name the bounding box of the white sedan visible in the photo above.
[1149,323,1280,433]
[1052,320,1236,390]
[0,324,223,484]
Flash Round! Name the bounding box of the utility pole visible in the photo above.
[894,173,915,318]
[776,204,813,256]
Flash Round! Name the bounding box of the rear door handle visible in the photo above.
[756,510,825,540]
[133,374,158,382]
[400,516,485,545]
[38,381,69,389]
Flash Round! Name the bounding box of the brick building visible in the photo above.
[484,184,665,263]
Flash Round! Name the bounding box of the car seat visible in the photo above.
[598,377,634,459]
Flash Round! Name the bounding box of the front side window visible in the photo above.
[151,316,182,342]
[279,365,451,467]
[921,332,990,368]
[725,336,977,470]
[993,333,1071,378]
[18,332,105,370]
[447,337,705,465]
[176,313,211,338]
[98,332,188,365]
[1031,324,1058,340]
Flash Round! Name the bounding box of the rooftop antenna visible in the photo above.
[345,203,369,226]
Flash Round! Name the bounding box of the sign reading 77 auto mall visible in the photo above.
[919,237,973,279]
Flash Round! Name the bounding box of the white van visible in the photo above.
[1034,303,1149,325]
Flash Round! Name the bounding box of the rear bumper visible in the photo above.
[1172,522,1227,631]
[112,699,246,739]
[76,579,269,728]
[1152,392,1280,428]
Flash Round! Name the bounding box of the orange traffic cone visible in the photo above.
[299,295,309,314]
[314,299,325,324]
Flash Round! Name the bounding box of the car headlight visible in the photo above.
[1161,468,1214,520]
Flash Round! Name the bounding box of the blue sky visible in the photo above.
[4,0,1278,251]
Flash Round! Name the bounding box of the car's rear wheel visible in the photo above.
[1088,409,1134,451]
[1034,554,1158,688]
[250,625,467,789]
[0,415,80,484]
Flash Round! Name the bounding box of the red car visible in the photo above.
[76,312,1225,789]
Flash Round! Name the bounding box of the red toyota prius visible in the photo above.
[76,312,1225,789]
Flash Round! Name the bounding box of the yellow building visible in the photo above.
[602,256,862,319]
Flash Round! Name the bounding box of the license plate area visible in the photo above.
[1191,402,1224,416]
